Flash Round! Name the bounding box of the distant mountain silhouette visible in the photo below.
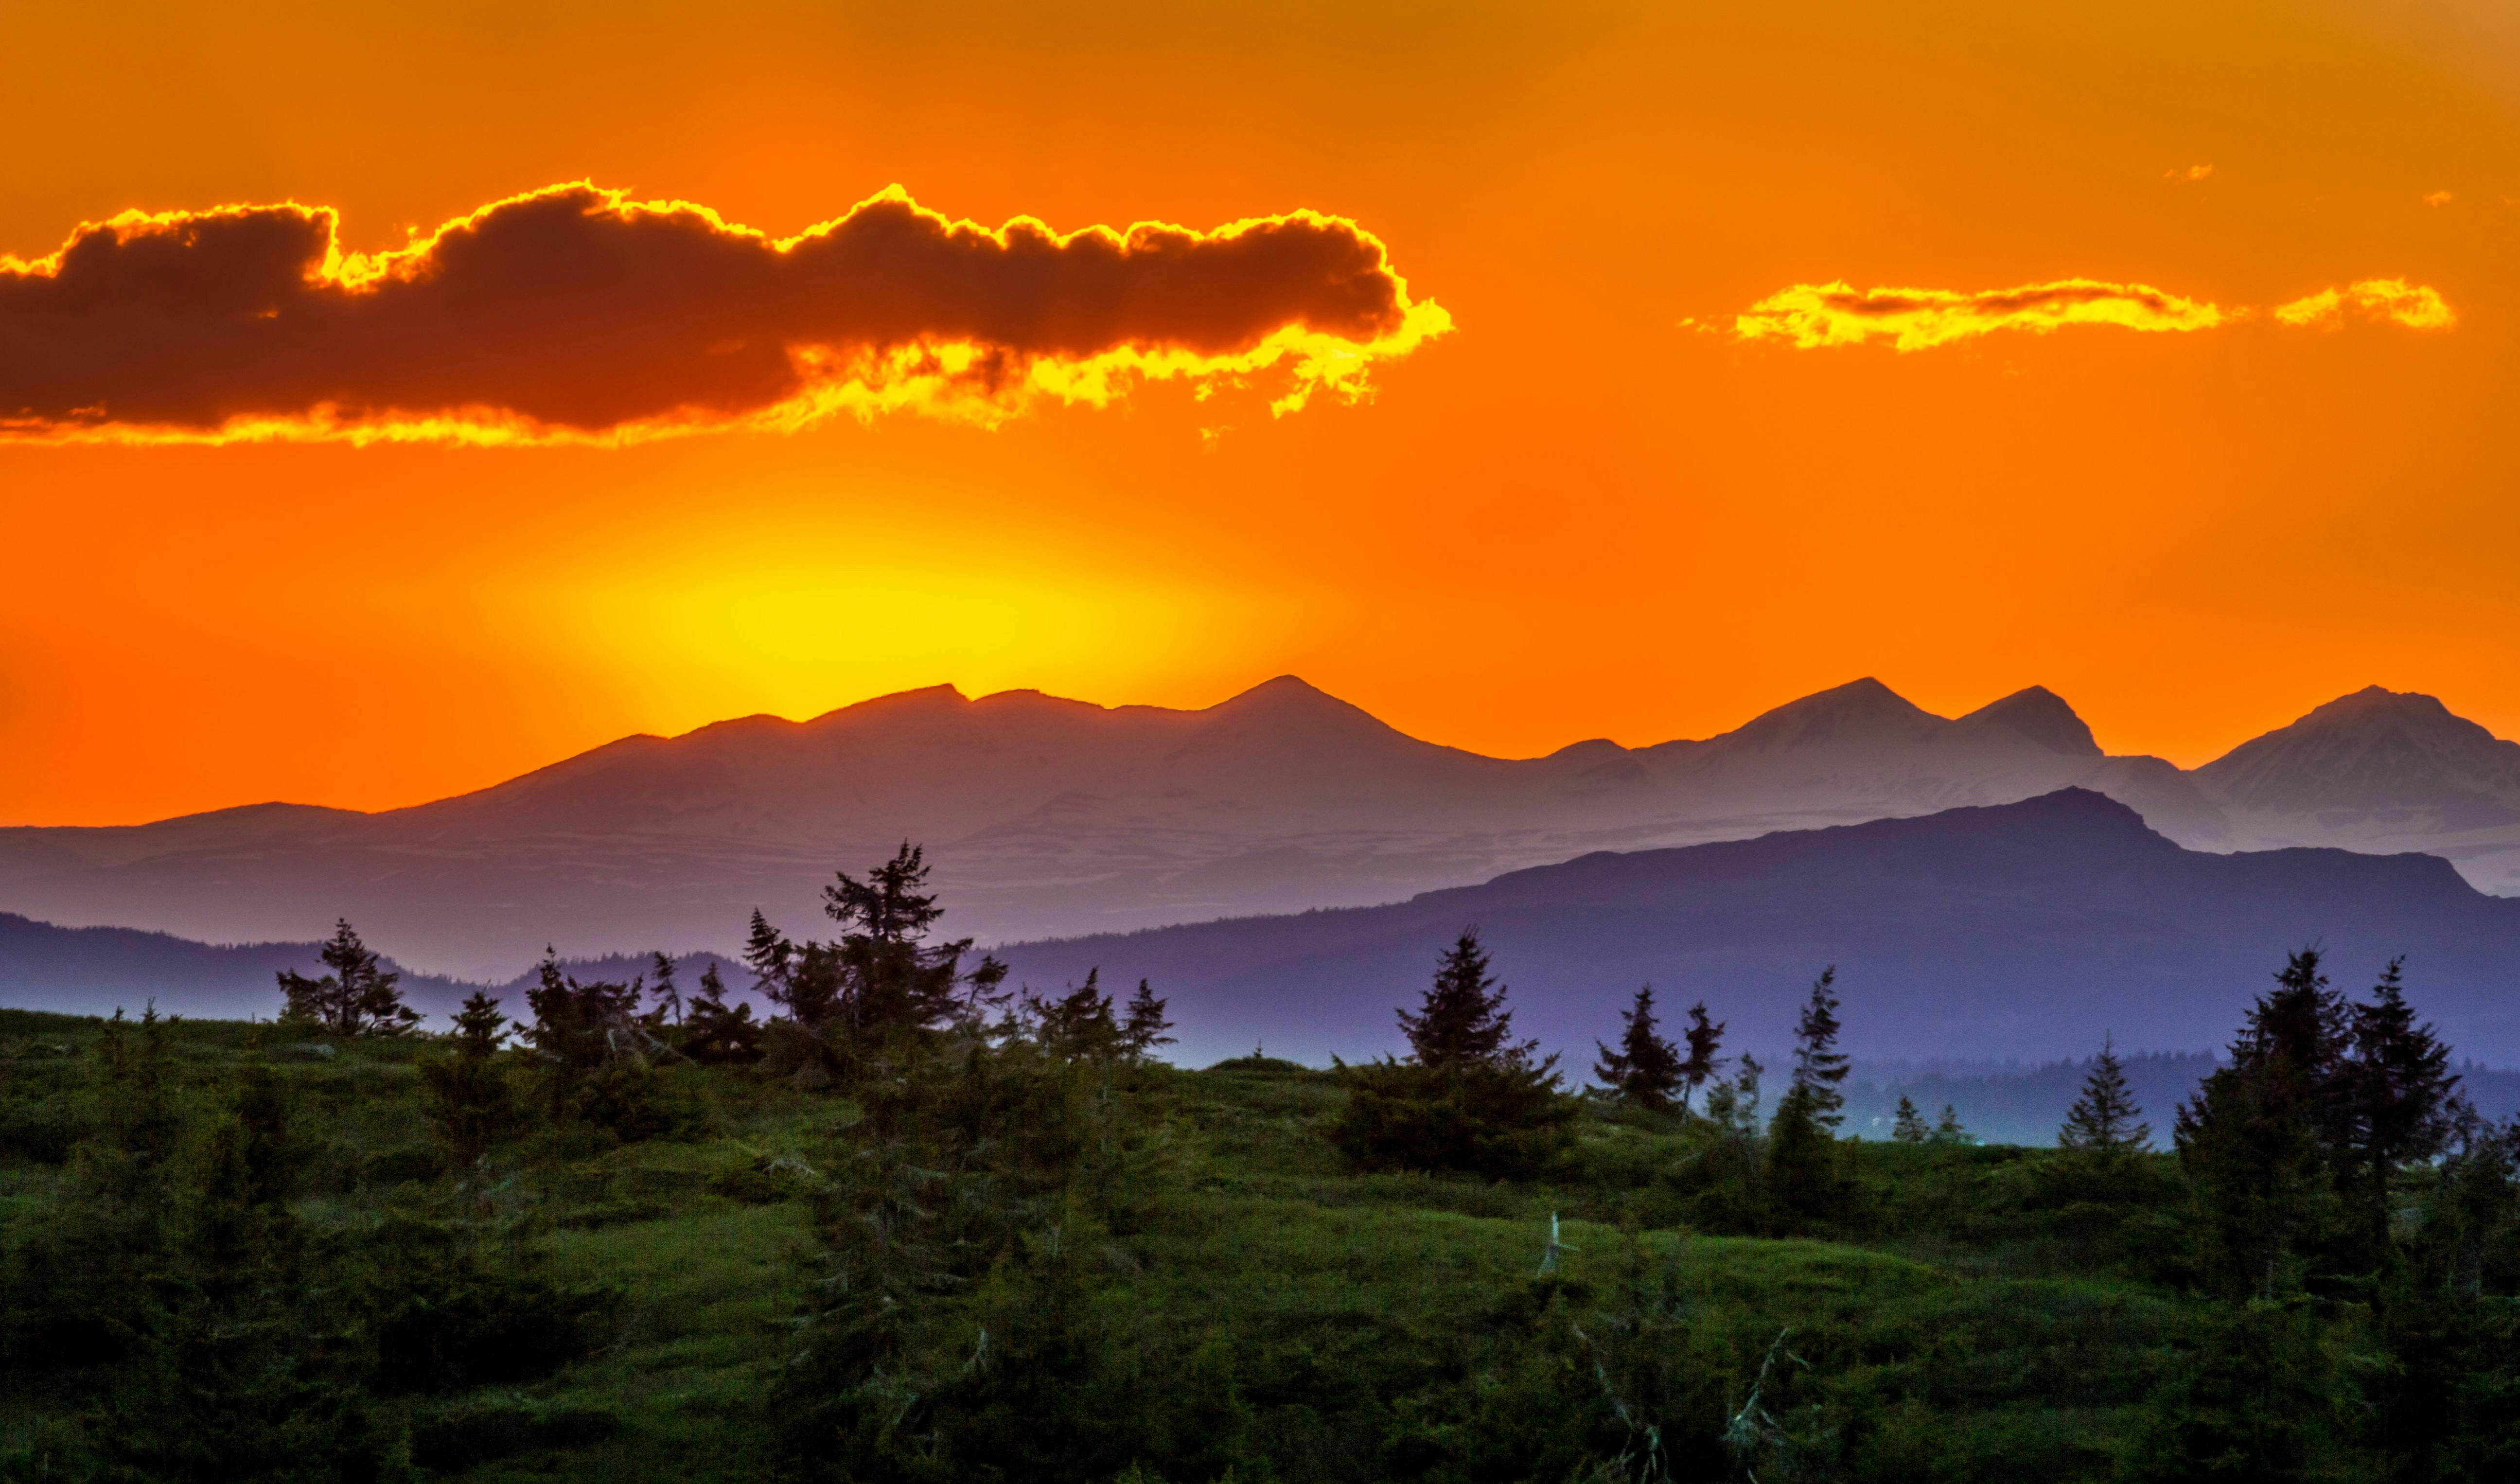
[7,675,2520,977]
[0,912,729,1023]
[991,790,2520,1068]
[2197,686,2520,831]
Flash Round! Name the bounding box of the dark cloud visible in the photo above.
[0,185,1447,441]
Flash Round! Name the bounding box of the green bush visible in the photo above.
[364,1217,622,1394]
[1327,1060,1576,1180]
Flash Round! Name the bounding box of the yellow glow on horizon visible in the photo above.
[512,536,1323,734]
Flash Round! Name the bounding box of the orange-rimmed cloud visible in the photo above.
[1734,278,2226,351]
[0,184,1450,445]
[2272,278,2456,331]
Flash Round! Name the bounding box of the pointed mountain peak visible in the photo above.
[1223,673,1338,705]
[1958,685,2101,757]
[1727,677,1938,749]
[1206,675,1389,727]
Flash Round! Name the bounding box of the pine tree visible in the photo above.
[647,951,685,1027]
[1594,984,1685,1111]
[1678,1001,1727,1114]
[97,1002,182,1170]
[1118,979,1175,1061]
[822,842,978,1035]
[1398,929,1529,1069]
[2060,1038,2151,1155]
[421,990,518,1170]
[1031,969,1121,1060]
[683,963,763,1065]
[2344,957,2463,1248]
[1891,1095,1928,1144]
[1931,1105,1972,1145]
[1702,1053,1764,1138]
[2177,948,2352,1296]
[1788,967,1850,1132]
[824,841,948,943]
[276,919,420,1037]
[962,953,1013,1024]
[521,948,642,1078]
[743,910,794,998]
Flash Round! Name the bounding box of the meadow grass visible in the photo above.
[0,1009,2196,1480]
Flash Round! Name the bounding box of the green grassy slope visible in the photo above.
[1,1009,2207,1482]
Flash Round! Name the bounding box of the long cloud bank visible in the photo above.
[0,184,1450,444]
[1736,276,2452,351]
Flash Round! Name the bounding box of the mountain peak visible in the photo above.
[804,683,969,725]
[2294,685,2459,729]
[2196,686,2520,821]
[1727,677,1938,750]
[1226,673,1336,704]
[1958,685,2101,757]
[1204,674,1388,727]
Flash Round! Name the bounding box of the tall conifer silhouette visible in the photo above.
[1594,984,1684,1110]
[2060,1038,2150,1154]
[1398,929,1527,1069]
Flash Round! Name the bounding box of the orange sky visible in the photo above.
[8,0,2520,825]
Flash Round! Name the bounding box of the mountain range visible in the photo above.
[0,912,731,1025]
[990,789,2520,1068]
[7,675,2520,980]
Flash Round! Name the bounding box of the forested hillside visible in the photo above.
[3,850,2514,1481]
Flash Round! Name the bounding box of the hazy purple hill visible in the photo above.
[991,789,2520,1068]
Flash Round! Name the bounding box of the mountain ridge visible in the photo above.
[10,675,2520,978]
[990,788,2520,1067]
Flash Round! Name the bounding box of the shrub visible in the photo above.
[363,1218,621,1394]
[1328,1059,1576,1180]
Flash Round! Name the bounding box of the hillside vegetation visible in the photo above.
[3,851,2515,1481]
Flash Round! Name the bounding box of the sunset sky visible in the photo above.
[8,0,2520,826]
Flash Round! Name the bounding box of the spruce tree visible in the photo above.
[1118,978,1175,1061]
[1931,1104,1971,1145]
[1032,969,1121,1060]
[743,910,794,999]
[1594,984,1685,1111]
[2344,957,2463,1248]
[2177,948,2352,1296]
[1678,1000,1727,1114]
[276,919,420,1037]
[1788,967,1850,1132]
[2060,1038,2151,1155]
[1398,929,1530,1069]
[421,990,518,1170]
[1891,1095,1928,1144]
[823,842,977,1035]
[1703,1053,1764,1138]
[647,951,685,1027]
[522,948,642,1078]
[683,963,763,1064]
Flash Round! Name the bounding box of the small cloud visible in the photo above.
[1734,278,2224,352]
[2165,164,2214,182]
[2272,279,2456,330]
[2424,190,2455,207]
[1737,275,2457,353]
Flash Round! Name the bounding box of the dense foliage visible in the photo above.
[5,864,2519,1481]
